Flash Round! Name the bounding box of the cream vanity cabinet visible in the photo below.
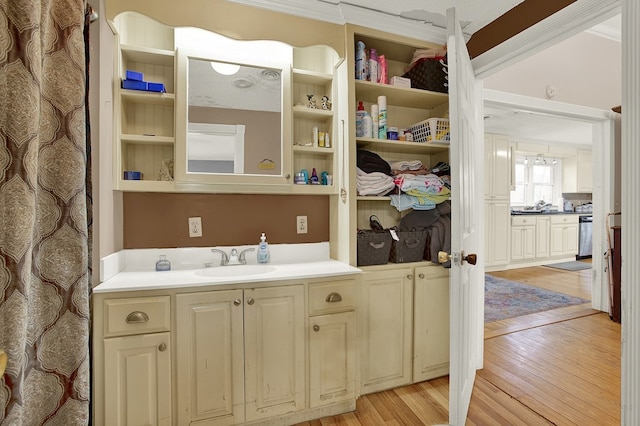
[549,215,579,257]
[307,279,357,407]
[97,295,172,425]
[484,133,512,269]
[359,264,449,395]
[176,285,305,425]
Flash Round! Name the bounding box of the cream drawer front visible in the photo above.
[104,296,171,337]
[512,216,537,226]
[309,279,356,315]
[550,215,578,225]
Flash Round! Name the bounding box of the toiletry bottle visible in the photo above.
[356,101,366,137]
[156,255,171,271]
[371,104,379,139]
[257,233,270,264]
[310,168,320,184]
[355,41,367,80]
[362,109,373,138]
[369,48,379,83]
[377,95,387,139]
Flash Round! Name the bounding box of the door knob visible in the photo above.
[438,251,478,265]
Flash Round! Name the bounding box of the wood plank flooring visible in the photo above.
[297,262,621,426]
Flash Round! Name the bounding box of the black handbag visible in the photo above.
[401,57,448,93]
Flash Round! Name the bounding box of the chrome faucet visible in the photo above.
[210,248,229,266]
[210,247,255,266]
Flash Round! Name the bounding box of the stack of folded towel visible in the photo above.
[389,173,450,211]
[356,167,396,196]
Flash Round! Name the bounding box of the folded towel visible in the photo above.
[390,160,422,171]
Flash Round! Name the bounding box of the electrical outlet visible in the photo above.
[297,216,308,234]
[188,217,202,237]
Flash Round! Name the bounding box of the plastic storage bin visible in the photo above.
[147,82,166,93]
[357,230,392,266]
[406,118,450,144]
[122,79,147,91]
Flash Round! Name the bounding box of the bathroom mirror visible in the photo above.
[175,27,293,187]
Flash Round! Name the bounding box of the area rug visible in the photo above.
[543,261,591,271]
[485,274,590,322]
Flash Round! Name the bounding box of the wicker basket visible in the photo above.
[406,118,450,144]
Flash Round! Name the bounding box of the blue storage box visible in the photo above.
[123,171,142,180]
[122,79,147,91]
[126,70,143,81]
[147,82,166,93]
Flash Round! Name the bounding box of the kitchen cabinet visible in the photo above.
[347,25,450,266]
[100,296,172,426]
[176,285,305,425]
[511,216,536,261]
[577,149,593,192]
[112,13,176,192]
[562,149,592,193]
[485,134,512,269]
[308,279,357,407]
[550,215,579,257]
[536,216,551,258]
[360,264,449,394]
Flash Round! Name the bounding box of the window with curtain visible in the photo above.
[511,155,562,206]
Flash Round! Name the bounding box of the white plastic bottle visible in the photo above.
[257,232,270,264]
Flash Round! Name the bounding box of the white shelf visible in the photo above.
[291,184,337,194]
[292,69,333,84]
[117,180,175,192]
[121,89,175,105]
[293,145,334,154]
[354,80,447,109]
[121,134,175,145]
[357,196,391,201]
[293,105,333,120]
[121,44,175,66]
[356,137,449,154]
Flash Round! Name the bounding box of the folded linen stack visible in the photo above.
[389,173,450,211]
[356,167,396,196]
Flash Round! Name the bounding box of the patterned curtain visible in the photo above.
[0,0,90,423]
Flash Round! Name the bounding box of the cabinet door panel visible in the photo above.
[414,267,450,382]
[360,269,413,394]
[104,332,171,426]
[176,290,244,426]
[309,312,356,407]
[244,285,305,422]
[550,226,565,257]
[489,201,510,265]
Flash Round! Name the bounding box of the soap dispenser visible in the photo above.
[155,255,171,271]
[257,233,270,264]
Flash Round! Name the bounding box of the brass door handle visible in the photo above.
[438,251,478,265]
[126,311,149,324]
[326,292,342,303]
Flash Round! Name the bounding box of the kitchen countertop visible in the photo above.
[511,210,589,216]
[95,242,361,293]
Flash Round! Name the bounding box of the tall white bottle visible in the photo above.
[371,104,379,139]
[377,95,387,139]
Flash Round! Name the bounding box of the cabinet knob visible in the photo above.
[125,311,149,324]
[313,324,320,332]
[325,292,342,303]
[418,273,425,279]
[158,343,167,352]
[285,173,291,179]
[407,274,413,280]
[247,297,255,305]
[233,299,241,306]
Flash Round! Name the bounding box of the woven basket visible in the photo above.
[357,230,392,266]
[389,229,429,263]
[406,118,450,144]
[401,57,448,93]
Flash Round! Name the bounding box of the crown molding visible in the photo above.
[226,0,447,44]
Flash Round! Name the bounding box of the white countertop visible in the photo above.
[95,243,361,293]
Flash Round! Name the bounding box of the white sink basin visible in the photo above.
[194,264,276,278]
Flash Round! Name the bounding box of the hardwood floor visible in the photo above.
[298,263,621,425]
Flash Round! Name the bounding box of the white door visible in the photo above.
[446,7,485,425]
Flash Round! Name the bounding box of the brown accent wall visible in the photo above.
[123,193,329,248]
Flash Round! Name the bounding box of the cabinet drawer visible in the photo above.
[550,215,578,225]
[104,296,171,337]
[512,216,537,226]
[309,279,356,315]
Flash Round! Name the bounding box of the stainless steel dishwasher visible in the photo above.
[577,215,593,259]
